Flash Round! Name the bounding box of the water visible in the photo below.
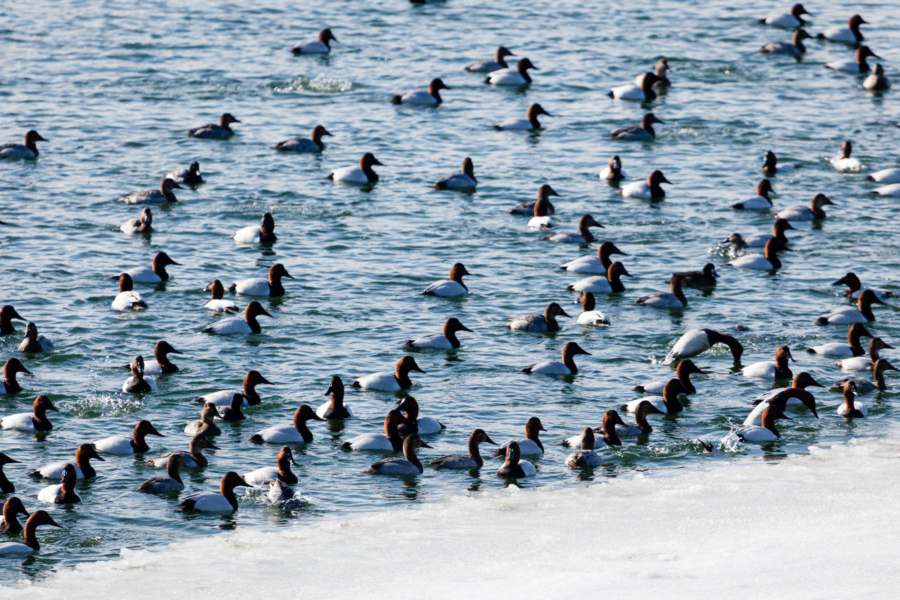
[1,0,899,586]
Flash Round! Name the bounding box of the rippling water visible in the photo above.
[1,0,898,583]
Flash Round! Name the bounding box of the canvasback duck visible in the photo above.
[17,322,53,353]
[599,155,627,181]
[634,359,705,395]
[421,263,470,297]
[543,215,603,243]
[496,442,536,479]
[761,28,811,54]
[120,207,153,234]
[867,165,900,184]
[818,14,867,44]
[187,113,240,139]
[762,151,797,176]
[0,305,26,335]
[263,479,298,504]
[485,58,537,85]
[219,393,246,422]
[508,184,558,215]
[608,72,661,102]
[291,28,337,54]
[728,237,790,270]
[135,454,184,494]
[196,370,273,407]
[666,264,718,289]
[616,401,666,436]
[559,240,627,274]
[831,141,863,172]
[249,405,323,444]
[327,153,383,184]
[111,274,148,311]
[164,161,203,185]
[634,59,672,87]
[366,434,432,475]
[837,382,866,417]
[123,356,156,393]
[243,447,298,486]
[566,262,631,294]
[37,464,80,504]
[233,212,277,245]
[863,64,890,91]
[527,195,555,230]
[522,342,590,376]
[610,113,663,141]
[826,46,881,73]
[465,46,515,72]
[0,131,46,159]
[806,323,872,356]
[745,385,820,427]
[565,428,602,468]
[816,289,885,325]
[665,329,744,363]
[622,380,690,415]
[229,263,293,297]
[30,443,104,480]
[434,157,477,190]
[620,170,671,199]
[95,420,164,455]
[429,429,497,469]
[184,402,222,436]
[341,410,412,451]
[1,395,57,431]
[352,356,425,391]
[392,78,449,105]
[405,317,472,349]
[495,417,546,456]
[122,252,180,283]
[574,291,611,326]
[494,103,552,131]
[202,301,273,335]
[146,434,218,468]
[833,272,893,300]
[735,405,790,443]
[316,376,353,419]
[751,373,823,406]
[118,177,181,205]
[761,4,810,28]
[835,337,892,372]
[832,359,898,394]
[274,125,332,153]
[732,180,776,210]
[130,340,182,374]
[396,396,444,436]
[741,345,795,379]
[725,218,794,250]
[0,511,61,554]
[634,274,688,309]
[175,472,250,512]
[506,302,570,332]
[559,411,624,449]
[1,358,31,395]
[204,279,239,313]
[871,180,900,197]
[0,454,20,494]
[0,497,29,533]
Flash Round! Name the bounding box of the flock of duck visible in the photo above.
[0,4,898,556]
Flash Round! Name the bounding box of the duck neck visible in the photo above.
[860,301,876,322]
[361,162,379,182]
[634,409,653,434]
[874,368,888,391]
[640,78,657,100]
[278,459,296,483]
[221,484,239,510]
[396,368,413,389]
[0,468,11,492]
[268,273,285,296]
[443,324,462,349]
[245,312,262,334]
[189,444,208,466]
[403,443,423,472]
[562,350,579,375]
[292,412,314,443]
[132,430,151,453]
[849,330,865,355]
[387,423,404,451]
[577,219,595,243]
[76,452,96,478]
[774,358,792,379]
[32,406,52,430]
[671,281,687,306]
[760,412,781,437]
[528,112,541,129]
[23,520,40,551]
[525,427,544,451]
[602,421,621,446]
[243,382,261,406]
[663,389,683,413]
[581,294,596,312]
[166,462,182,484]
[3,368,21,393]
[153,261,169,281]
[467,437,484,467]
[2,503,22,531]
[676,368,696,394]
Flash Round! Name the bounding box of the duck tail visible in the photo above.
[816,33,826,39]
[249,434,264,444]
[350,380,361,388]
[632,385,645,393]
[492,124,503,131]
[339,441,353,451]
[227,284,237,293]
[804,347,816,354]
[390,95,403,105]
[866,174,875,181]
[433,182,448,191]
[607,90,614,98]
[699,440,715,453]
[325,173,335,180]
[815,317,829,326]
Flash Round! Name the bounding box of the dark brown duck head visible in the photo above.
[526,103,551,128]
[0,305,26,335]
[318,28,337,47]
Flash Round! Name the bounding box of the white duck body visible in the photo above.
[32,462,89,480]
[635,293,685,308]
[0,413,39,431]
[609,84,650,101]
[831,156,863,172]
[486,69,528,85]
[231,278,270,296]
[122,376,157,393]
[94,435,136,455]
[872,184,900,197]
[435,173,476,190]
[728,254,776,270]
[807,343,855,357]
[181,493,234,512]
[38,484,75,504]
[559,257,604,274]
[735,426,778,443]
[623,396,666,414]
[741,361,778,378]
[292,40,329,54]
[233,225,262,244]
[497,439,543,456]
[835,357,873,371]
[413,417,443,435]
[199,390,248,407]
[837,401,868,417]
[764,13,802,28]
[566,450,602,467]
[819,26,857,43]
[112,290,146,311]
[353,372,400,392]
[315,401,354,419]
[421,281,467,297]
[527,216,554,230]
[204,317,254,335]
[0,542,36,554]
[868,168,900,184]
[406,333,453,349]
[395,90,438,105]
[345,433,395,451]
[243,467,280,486]
[205,299,239,313]
[251,425,305,444]
[525,361,572,375]
[568,276,613,293]
[577,311,611,326]
[826,58,863,72]
[494,118,535,131]
[125,267,163,284]
[733,196,772,210]
[599,166,627,179]
[818,307,868,325]
[330,166,370,184]
[619,181,655,199]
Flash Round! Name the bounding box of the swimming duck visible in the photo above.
[832,359,898,394]
[434,157,477,190]
[118,178,181,205]
[95,420,164,455]
[506,302,570,332]
[315,376,353,419]
[187,113,240,139]
[827,46,881,73]
[622,380,690,415]
[619,170,671,199]
[608,72,661,101]
[37,464,80,504]
[485,58,537,85]
[616,401,666,436]
[405,317,472,349]
[760,4,810,28]
[496,442,536,478]
[634,359,705,395]
[0,454,20,493]
[202,301,273,335]
[351,356,425,391]
[835,337,892,372]
[565,428,602,468]
[249,405,323,444]
[559,410,624,449]
[521,342,590,376]
[817,14,867,44]
[219,393,246,422]
[741,345,795,379]
[732,180,776,210]
[233,212,277,245]
[494,417,546,456]
[392,78,449,105]
[466,47,515,72]
[243,447,298,486]
[204,279,240,313]
[566,262,631,294]
[184,402,222,436]
[30,444,104,480]
[263,479,298,504]
[111,274,148,311]
[610,113,663,141]
[120,207,153,234]
[327,153,383,184]
[341,410,412,451]
[725,218,795,250]
[274,125,332,152]
[146,434,218,468]
[827,142,862,173]
[135,454,184,494]
[634,274,688,309]
[734,405,790,443]
[164,161,203,185]
[494,103,552,131]
[806,323,872,356]
[0,511,61,554]
[396,396,444,436]
[762,151,797,176]
[863,64,890,91]
[17,322,52,353]
[559,240,628,274]
[0,497,29,533]
[0,305,26,335]
[123,356,156,393]
[122,252,180,283]
[837,382,866,417]
[634,59,672,87]
[867,165,900,184]
[871,181,900,197]
[599,155,627,181]
[421,263,470,297]
[1,358,31,394]
[134,340,182,374]
[0,131,47,159]
[229,263,293,297]
[196,370,273,407]
[175,472,250,512]
[816,290,885,325]
[507,184,559,215]
[527,195,555,230]
[728,237,790,270]
[665,329,744,363]
[366,434,432,476]
[574,291,611,326]
[291,28,337,54]
[833,272,893,300]
[429,429,497,469]
[543,215,604,243]
[745,385,820,427]
[761,28,811,54]
[1,395,57,431]
[666,264,718,289]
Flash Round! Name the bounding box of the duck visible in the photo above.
[871,181,900,197]
[263,479,298,504]
[867,166,900,184]
[543,215,603,243]
[396,396,444,436]
[566,262,631,294]
[405,317,472,349]
[0,497,29,533]
[0,511,61,554]
[145,434,218,469]
[760,4,810,28]
[761,28,811,54]
[863,64,890,91]
[0,130,47,159]
[219,393,246,422]
[120,207,153,234]
[196,370,273,407]
[741,346,795,379]
[817,14,867,44]
[434,157,477,190]
[494,417,547,456]
[122,356,156,393]
[634,59,672,87]
[202,301,273,335]
[164,161,203,185]
[610,113,663,141]
[507,184,558,215]
[0,305,26,335]
[734,405,790,443]
[274,125,332,153]
[111,274,148,311]
[175,472,250,512]
[351,356,425,391]
[830,141,863,172]
[754,371,823,404]
[494,103,552,131]
[527,195,555,230]
[37,463,80,504]
[634,359,705,395]
[816,290,885,325]
[666,264,718,289]
[0,454,20,493]
[30,444,105,480]
[619,170,671,199]
[745,386,820,427]
[315,376,353,419]
[1,358,31,395]
[832,359,898,394]
[341,410,411,451]
[496,442,536,478]
[17,322,53,353]
[131,340,182,375]
[559,240,628,274]
[291,28,337,54]
[506,302,570,332]
[599,155,627,181]
[118,177,181,204]
[204,279,240,313]
[366,434,432,476]
[762,151,797,176]
[233,212,277,245]
[187,113,240,139]
[229,263,293,297]
[608,72,661,101]
[121,252,180,283]
[574,291,611,326]
[634,274,688,309]
[837,382,866,418]
[95,420,165,455]
[421,263,470,297]
[665,329,744,363]
[827,46,881,73]
[724,219,795,250]
[559,411,625,449]
[521,342,591,376]
[243,447,298,486]
[391,78,449,105]
[465,46,515,72]
[622,380,690,415]
[327,153,383,184]
[249,405,324,444]
[135,454,184,494]
[184,402,222,437]
[728,237,790,270]
[428,429,497,469]
[1,395,57,431]
[833,272,893,301]
[806,323,872,357]
[835,337,892,372]
[616,401,666,436]
[485,58,537,85]
[732,180,776,210]
[565,428,603,468]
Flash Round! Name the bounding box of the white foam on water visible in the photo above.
[5,434,900,598]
